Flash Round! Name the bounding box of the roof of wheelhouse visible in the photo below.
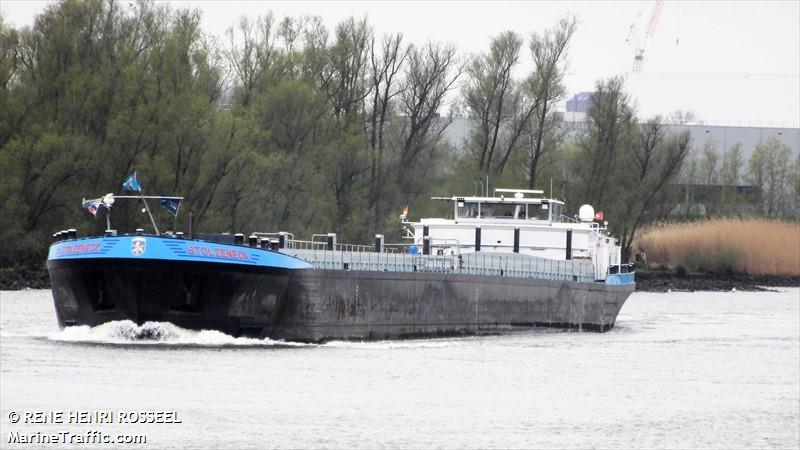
[432,188,565,205]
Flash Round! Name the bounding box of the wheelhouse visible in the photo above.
[409,188,625,281]
[447,191,563,223]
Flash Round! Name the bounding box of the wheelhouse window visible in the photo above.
[551,204,562,222]
[480,202,521,219]
[457,201,557,221]
[457,202,479,218]
[528,204,550,221]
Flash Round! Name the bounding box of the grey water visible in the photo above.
[1,288,798,449]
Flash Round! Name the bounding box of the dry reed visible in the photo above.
[635,219,800,276]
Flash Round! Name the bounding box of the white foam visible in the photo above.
[44,322,470,349]
[47,320,311,347]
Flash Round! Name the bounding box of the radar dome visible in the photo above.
[578,204,595,222]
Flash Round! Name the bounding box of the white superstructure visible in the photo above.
[406,188,622,281]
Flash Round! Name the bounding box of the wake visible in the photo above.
[46,320,309,347]
[43,321,478,349]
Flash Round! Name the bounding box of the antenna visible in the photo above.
[495,188,544,195]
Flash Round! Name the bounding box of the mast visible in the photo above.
[92,195,183,234]
[140,195,159,235]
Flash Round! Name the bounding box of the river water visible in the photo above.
[1,288,798,449]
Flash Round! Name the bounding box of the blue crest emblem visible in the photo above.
[131,237,147,256]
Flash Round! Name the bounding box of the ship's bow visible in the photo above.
[47,235,311,337]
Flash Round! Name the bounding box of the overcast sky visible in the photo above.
[3,0,799,127]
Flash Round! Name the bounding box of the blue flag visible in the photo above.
[159,198,181,216]
[122,171,142,192]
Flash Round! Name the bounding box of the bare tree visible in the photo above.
[225,14,286,107]
[720,143,743,186]
[748,137,793,218]
[699,140,719,185]
[367,32,408,228]
[299,15,330,83]
[618,119,692,259]
[463,31,522,173]
[327,17,372,124]
[0,15,21,148]
[716,142,744,215]
[522,16,577,187]
[581,76,635,205]
[789,156,800,219]
[666,110,697,125]
[398,41,461,190]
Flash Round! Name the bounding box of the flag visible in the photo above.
[594,211,604,221]
[159,198,181,216]
[81,198,102,217]
[122,171,142,192]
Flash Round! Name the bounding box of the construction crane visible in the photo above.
[626,0,664,72]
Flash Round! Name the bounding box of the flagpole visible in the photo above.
[140,192,160,235]
[125,172,159,235]
[173,201,180,231]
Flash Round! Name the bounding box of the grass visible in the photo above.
[635,218,800,277]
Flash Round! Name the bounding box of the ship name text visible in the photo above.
[186,245,251,261]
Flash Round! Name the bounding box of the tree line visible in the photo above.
[678,136,799,219]
[1,0,797,269]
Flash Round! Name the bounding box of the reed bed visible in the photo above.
[635,219,800,276]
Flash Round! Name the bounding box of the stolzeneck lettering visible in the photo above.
[186,245,251,261]
[57,243,101,256]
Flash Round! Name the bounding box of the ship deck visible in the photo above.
[280,248,599,284]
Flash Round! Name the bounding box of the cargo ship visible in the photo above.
[47,188,634,342]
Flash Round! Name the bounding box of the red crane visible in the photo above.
[626,0,664,72]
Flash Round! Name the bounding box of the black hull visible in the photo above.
[47,258,634,342]
[48,258,292,337]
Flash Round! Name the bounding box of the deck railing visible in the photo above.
[285,238,399,254]
[279,246,595,283]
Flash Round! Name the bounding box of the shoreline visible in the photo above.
[2,265,798,292]
[634,271,800,292]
